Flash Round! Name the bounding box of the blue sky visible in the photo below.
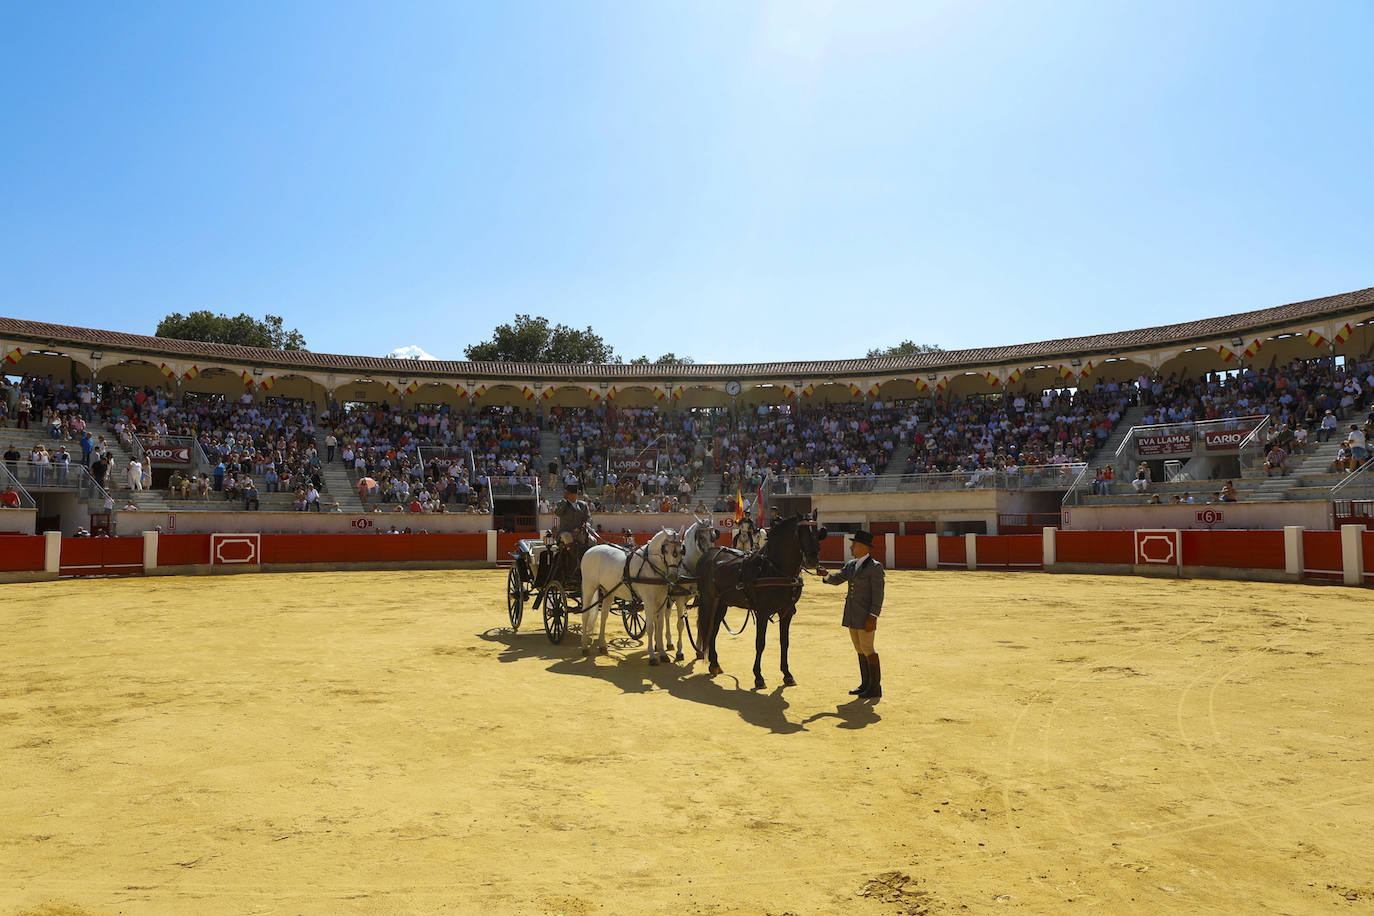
[2,1,1371,363]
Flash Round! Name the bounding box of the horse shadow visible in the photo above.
[800,698,883,730]
[476,627,805,734]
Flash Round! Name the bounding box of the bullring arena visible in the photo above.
[4,289,1374,913]
[3,569,1372,914]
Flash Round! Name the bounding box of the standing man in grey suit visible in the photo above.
[818,529,886,699]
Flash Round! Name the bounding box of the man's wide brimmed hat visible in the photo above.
[852,529,874,547]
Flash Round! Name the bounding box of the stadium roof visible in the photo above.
[3,285,1373,380]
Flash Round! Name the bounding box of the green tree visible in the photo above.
[156,311,307,350]
[630,353,695,365]
[464,315,616,363]
[866,340,944,358]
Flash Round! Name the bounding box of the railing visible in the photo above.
[488,478,541,498]
[1330,455,1374,501]
[11,459,114,504]
[1235,415,1274,478]
[780,463,1087,495]
[0,462,37,509]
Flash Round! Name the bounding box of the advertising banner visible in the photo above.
[609,451,657,475]
[1136,433,1193,456]
[1202,428,1251,451]
[143,445,193,465]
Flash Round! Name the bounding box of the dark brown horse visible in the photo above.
[696,513,827,689]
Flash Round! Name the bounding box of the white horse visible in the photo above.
[580,528,685,664]
[673,518,722,661]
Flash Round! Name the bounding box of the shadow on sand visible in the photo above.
[478,626,836,734]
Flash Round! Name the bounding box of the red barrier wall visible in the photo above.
[819,535,846,564]
[892,535,925,570]
[0,535,45,572]
[1365,531,1374,583]
[258,533,491,565]
[936,536,966,567]
[1182,530,1285,570]
[59,537,143,576]
[975,535,1043,569]
[866,536,886,566]
[1302,530,1344,580]
[1057,530,1135,565]
[157,533,211,567]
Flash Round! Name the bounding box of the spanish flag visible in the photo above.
[1335,322,1354,344]
[848,382,862,397]
[472,384,487,398]
[183,365,200,380]
[1306,329,1328,348]
[159,362,176,379]
[1218,344,1236,363]
[384,380,401,395]
[454,383,468,398]
[1057,365,1074,379]
[241,370,254,386]
[3,346,22,365]
[605,385,617,401]
[541,386,554,400]
[1242,337,1264,359]
[866,382,880,397]
[1080,360,1095,377]
[652,384,667,401]
[781,383,796,399]
[733,486,745,523]
[914,378,930,392]
[405,380,420,395]
[259,375,276,391]
[801,383,815,398]
[935,376,949,392]
[985,371,999,386]
[671,385,683,401]
[586,386,600,401]
[1006,368,1022,384]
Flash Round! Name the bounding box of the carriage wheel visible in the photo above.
[506,566,525,631]
[621,598,646,640]
[722,608,752,636]
[543,581,567,644]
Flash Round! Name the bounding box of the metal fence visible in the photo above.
[778,463,1087,495]
[0,462,37,509]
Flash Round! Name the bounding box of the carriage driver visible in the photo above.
[552,482,593,570]
[817,529,885,699]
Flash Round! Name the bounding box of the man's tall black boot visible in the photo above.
[848,654,870,695]
[859,653,881,699]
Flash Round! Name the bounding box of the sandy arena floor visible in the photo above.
[1,569,1372,915]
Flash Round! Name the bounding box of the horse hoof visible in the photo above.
[648,657,658,667]
[709,664,722,676]
[598,645,609,656]
[783,675,797,687]
[660,653,670,663]
[675,652,684,662]
[754,678,766,690]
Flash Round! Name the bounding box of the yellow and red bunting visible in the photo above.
[985,371,999,386]
[1080,360,1095,377]
[935,375,949,391]
[914,378,930,393]
[3,346,23,365]
[652,384,667,401]
[781,383,796,399]
[183,365,200,380]
[241,370,254,386]
[384,380,401,395]
[1217,344,1237,363]
[802,383,814,398]
[1334,322,1354,344]
[472,384,487,398]
[521,385,535,401]
[259,375,276,391]
[405,380,420,395]
[1307,329,1328,348]
[586,386,600,402]
[454,382,467,398]
[541,386,553,400]
[1006,368,1022,384]
[848,382,862,397]
[605,386,617,401]
[671,385,683,401]
[1057,365,1075,379]
[867,382,880,397]
[1242,337,1264,359]
[159,362,176,379]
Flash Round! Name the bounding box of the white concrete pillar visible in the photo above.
[1042,526,1057,567]
[486,529,498,565]
[143,530,159,573]
[1283,526,1304,577]
[884,532,896,569]
[43,530,61,573]
[924,532,938,570]
[1341,524,1363,586]
[965,532,978,570]
[841,532,853,562]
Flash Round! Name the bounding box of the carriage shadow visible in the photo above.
[477,627,805,734]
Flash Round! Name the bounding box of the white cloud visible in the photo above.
[385,345,439,361]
